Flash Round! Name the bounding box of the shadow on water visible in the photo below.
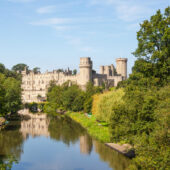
[0,111,131,170]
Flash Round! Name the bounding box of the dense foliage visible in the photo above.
[116,7,169,169]
[91,7,170,169]
[46,81,103,113]
[0,64,22,116]
[92,88,124,123]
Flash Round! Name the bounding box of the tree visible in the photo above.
[12,63,28,73]
[0,63,5,74]
[33,67,40,74]
[110,7,170,169]
[0,73,6,115]
[3,77,21,114]
[133,6,170,86]
[73,69,77,75]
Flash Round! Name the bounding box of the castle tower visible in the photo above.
[110,64,115,76]
[116,58,128,79]
[100,66,104,74]
[79,57,92,88]
[105,66,111,76]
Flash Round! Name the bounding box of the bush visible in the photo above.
[92,88,125,123]
[83,97,93,113]
[38,103,45,112]
[27,102,38,113]
[62,85,84,111]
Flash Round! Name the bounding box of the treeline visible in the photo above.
[44,81,103,114]
[92,7,170,169]
[0,63,22,116]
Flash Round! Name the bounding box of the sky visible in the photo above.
[0,0,169,74]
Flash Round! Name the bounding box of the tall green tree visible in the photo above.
[0,63,5,74]
[72,69,77,75]
[33,67,40,74]
[133,6,170,86]
[110,7,170,169]
[12,63,28,73]
[3,77,21,114]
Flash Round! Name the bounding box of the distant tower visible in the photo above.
[116,58,128,79]
[100,66,104,74]
[79,57,93,88]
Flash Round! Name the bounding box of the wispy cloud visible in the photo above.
[30,18,72,26]
[36,5,56,14]
[116,4,150,22]
[90,0,152,22]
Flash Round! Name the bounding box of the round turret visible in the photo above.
[116,58,128,79]
[79,57,93,88]
[79,57,93,68]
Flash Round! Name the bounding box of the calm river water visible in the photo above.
[0,110,130,170]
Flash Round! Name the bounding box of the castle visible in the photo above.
[21,57,127,103]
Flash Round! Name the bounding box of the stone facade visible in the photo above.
[21,57,127,103]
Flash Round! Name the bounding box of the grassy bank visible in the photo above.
[66,112,111,143]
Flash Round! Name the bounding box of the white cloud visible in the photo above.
[90,0,152,22]
[36,6,56,14]
[30,18,72,26]
[116,4,150,22]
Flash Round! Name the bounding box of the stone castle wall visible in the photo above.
[21,57,127,103]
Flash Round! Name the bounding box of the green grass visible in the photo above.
[66,112,111,143]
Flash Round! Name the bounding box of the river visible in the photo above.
[0,110,130,170]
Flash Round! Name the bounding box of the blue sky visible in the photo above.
[0,0,169,74]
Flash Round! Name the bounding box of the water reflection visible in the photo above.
[80,135,93,155]
[0,110,130,170]
[20,116,50,138]
[93,141,130,170]
[0,115,23,168]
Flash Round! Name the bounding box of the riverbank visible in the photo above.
[66,112,111,143]
[66,112,135,159]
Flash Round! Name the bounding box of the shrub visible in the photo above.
[83,97,93,113]
[27,102,38,113]
[92,88,125,123]
[38,102,45,112]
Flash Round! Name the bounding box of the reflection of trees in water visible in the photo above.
[93,140,130,170]
[48,116,87,145]
[0,115,24,169]
[0,114,131,170]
